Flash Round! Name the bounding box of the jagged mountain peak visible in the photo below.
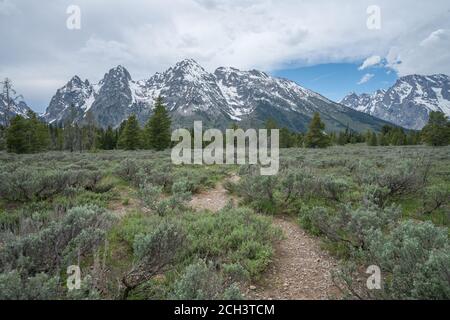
[64,76,91,91]
[0,91,32,125]
[173,58,203,69]
[44,60,391,132]
[99,65,132,85]
[68,75,82,85]
[163,58,212,84]
[341,73,450,130]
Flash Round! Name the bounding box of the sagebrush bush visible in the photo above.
[0,168,103,201]
[305,203,401,249]
[334,219,450,300]
[138,180,191,216]
[236,174,278,214]
[0,270,60,300]
[139,183,163,211]
[0,205,115,274]
[171,260,232,300]
[421,184,450,215]
[122,221,186,299]
[278,168,315,204]
[365,220,449,299]
[356,159,429,197]
[184,207,277,277]
[319,175,350,202]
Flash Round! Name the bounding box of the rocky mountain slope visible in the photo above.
[43,59,391,132]
[0,92,32,126]
[341,74,450,130]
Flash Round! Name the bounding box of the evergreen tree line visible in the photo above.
[1,96,173,154]
[1,104,449,154]
[269,111,450,149]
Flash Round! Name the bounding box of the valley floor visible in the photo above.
[0,145,449,300]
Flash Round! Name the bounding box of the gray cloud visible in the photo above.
[1,0,450,112]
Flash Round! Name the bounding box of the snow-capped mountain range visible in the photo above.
[0,92,32,126]
[341,74,450,130]
[42,59,390,132]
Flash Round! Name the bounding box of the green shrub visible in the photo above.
[0,270,60,300]
[319,176,350,202]
[356,160,428,197]
[306,203,401,249]
[171,260,223,300]
[411,249,450,299]
[115,159,139,182]
[138,180,191,216]
[421,184,450,215]
[139,183,163,211]
[171,260,243,300]
[237,174,278,214]
[0,169,103,201]
[0,205,115,274]
[336,220,450,300]
[365,220,449,299]
[122,221,186,299]
[222,263,250,282]
[184,207,276,277]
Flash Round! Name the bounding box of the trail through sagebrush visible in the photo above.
[189,175,341,300]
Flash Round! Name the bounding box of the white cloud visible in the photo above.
[387,28,450,76]
[358,73,374,85]
[1,0,450,111]
[358,55,381,70]
[420,29,450,47]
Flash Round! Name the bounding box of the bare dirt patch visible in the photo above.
[245,216,341,300]
[108,187,141,218]
[189,175,239,212]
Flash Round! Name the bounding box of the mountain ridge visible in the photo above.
[341,74,450,130]
[0,92,32,126]
[42,59,392,133]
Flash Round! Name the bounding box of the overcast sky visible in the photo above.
[1,0,450,112]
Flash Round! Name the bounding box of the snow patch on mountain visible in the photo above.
[43,59,389,132]
[341,74,450,130]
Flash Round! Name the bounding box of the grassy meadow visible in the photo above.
[0,145,449,300]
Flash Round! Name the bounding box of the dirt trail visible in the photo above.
[189,175,239,212]
[188,175,342,300]
[245,216,341,300]
[108,187,142,218]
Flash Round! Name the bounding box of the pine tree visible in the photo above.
[74,123,83,152]
[144,96,172,151]
[378,133,389,146]
[56,125,64,151]
[6,115,28,153]
[5,112,50,154]
[337,131,348,145]
[82,111,98,151]
[119,114,142,150]
[63,105,78,152]
[421,111,450,146]
[366,130,378,146]
[407,131,420,145]
[100,126,117,150]
[304,113,330,148]
[0,125,6,150]
[280,127,294,148]
[26,111,50,152]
